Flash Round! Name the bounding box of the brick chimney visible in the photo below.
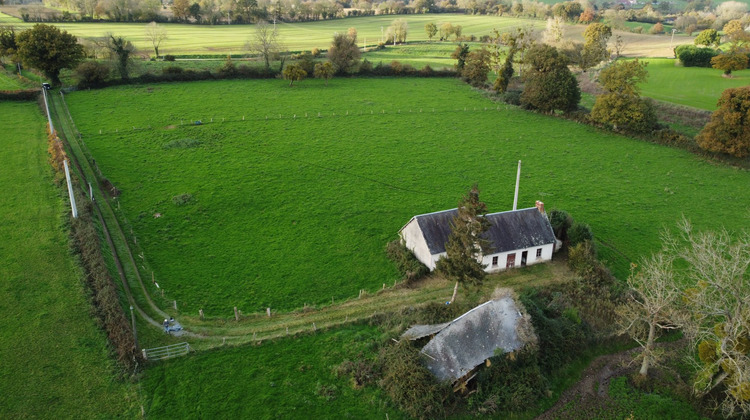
[535,200,545,214]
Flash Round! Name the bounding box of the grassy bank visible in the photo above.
[0,101,136,417]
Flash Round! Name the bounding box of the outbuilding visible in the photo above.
[399,201,558,272]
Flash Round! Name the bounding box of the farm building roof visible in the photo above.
[407,296,531,383]
[406,207,556,255]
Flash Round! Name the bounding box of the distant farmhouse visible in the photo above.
[399,201,559,272]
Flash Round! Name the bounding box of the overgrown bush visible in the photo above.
[385,239,429,284]
[468,349,548,414]
[378,340,451,419]
[0,89,38,101]
[336,356,379,388]
[502,90,522,106]
[66,185,143,374]
[162,66,183,75]
[163,54,176,61]
[520,289,591,373]
[568,222,593,246]
[590,93,658,133]
[549,209,572,240]
[675,45,719,67]
[74,61,111,88]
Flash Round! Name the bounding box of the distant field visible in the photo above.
[0,102,134,418]
[65,78,750,316]
[363,42,463,70]
[2,13,545,55]
[640,58,750,110]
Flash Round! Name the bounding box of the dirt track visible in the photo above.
[535,339,688,420]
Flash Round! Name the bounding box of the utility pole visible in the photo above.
[130,305,139,350]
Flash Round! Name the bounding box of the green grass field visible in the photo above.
[64,78,750,317]
[363,42,466,70]
[144,324,406,419]
[2,13,544,55]
[0,101,136,418]
[0,64,34,90]
[640,58,750,110]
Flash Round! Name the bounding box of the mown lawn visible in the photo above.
[640,58,750,110]
[0,101,136,418]
[64,77,750,317]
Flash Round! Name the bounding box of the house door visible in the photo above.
[506,254,516,269]
[521,251,528,267]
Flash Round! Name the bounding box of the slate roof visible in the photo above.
[418,297,528,382]
[407,207,556,255]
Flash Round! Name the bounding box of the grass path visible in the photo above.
[0,101,136,418]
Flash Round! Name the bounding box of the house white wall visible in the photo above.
[481,243,554,273]
[400,219,437,270]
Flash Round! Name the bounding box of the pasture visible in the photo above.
[1,13,546,55]
[0,102,136,418]
[64,77,750,316]
[1,12,692,58]
[640,58,750,110]
[144,324,406,419]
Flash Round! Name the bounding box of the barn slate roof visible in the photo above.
[417,296,528,382]
[410,207,556,255]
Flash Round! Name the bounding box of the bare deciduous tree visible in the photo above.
[617,253,682,377]
[248,21,282,70]
[145,21,167,58]
[667,219,750,417]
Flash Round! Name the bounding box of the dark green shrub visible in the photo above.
[0,89,38,101]
[74,61,111,88]
[502,90,522,105]
[358,58,373,73]
[548,209,572,240]
[675,45,718,67]
[568,222,593,246]
[217,56,237,76]
[162,65,183,75]
[386,239,429,284]
[163,54,176,61]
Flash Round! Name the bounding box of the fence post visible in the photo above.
[234,306,239,321]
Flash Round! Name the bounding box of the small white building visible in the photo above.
[399,201,558,272]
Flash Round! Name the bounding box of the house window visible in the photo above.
[536,248,542,258]
[492,256,498,266]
